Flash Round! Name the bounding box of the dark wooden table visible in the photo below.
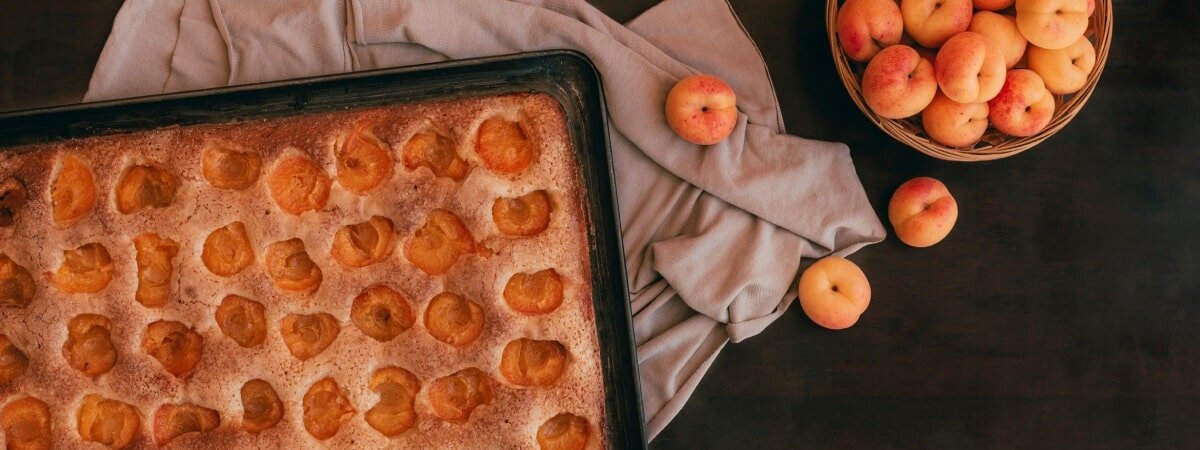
[2,1,1196,448]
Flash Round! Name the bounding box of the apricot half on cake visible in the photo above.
[48,243,114,294]
[280,312,339,360]
[0,254,36,309]
[115,164,178,214]
[365,367,421,437]
[132,233,179,308]
[50,155,97,228]
[350,284,414,342]
[429,368,493,422]
[201,221,254,277]
[424,292,485,347]
[241,379,284,433]
[403,128,468,180]
[335,121,394,194]
[1,396,51,450]
[215,294,268,348]
[77,394,140,449]
[142,320,204,377]
[537,413,591,450]
[0,177,27,230]
[153,403,220,446]
[493,190,552,236]
[302,377,355,440]
[0,334,29,384]
[265,238,323,292]
[404,209,478,275]
[62,314,118,378]
[504,269,564,316]
[267,155,331,215]
[202,146,262,190]
[476,116,537,174]
[330,216,394,268]
[499,338,568,387]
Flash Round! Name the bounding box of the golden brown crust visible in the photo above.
[114,164,178,214]
[403,208,480,275]
[428,367,493,422]
[0,176,27,231]
[264,238,323,292]
[0,93,605,449]
[239,379,284,433]
[0,334,29,384]
[350,284,414,342]
[141,320,204,377]
[365,366,421,437]
[493,189,553,236]
[152,403,221,446]
[476,116,537,174]
[267,155,331,215]
[201,221,254,277]
[334,121,394,194]
[201,145,262,190]
[62,314,118,378]
[77,394,140,449]
[1,396,52,450]
[215,294,267,348]
[302,377,355,440]
[499,338,569,387]
[402,128,468,180]
[280,312,339,361]
[47,243,114,294]
[423,292,485,347]
[330,215,394,268]
[537,413,591,450]
[0,253,36,308]
[49,155,96,228]
[132,233,179,308]
[504,268,565,315]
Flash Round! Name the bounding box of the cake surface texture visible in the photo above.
[0,92,606,449]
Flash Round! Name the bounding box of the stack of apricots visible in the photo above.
[837,0,1097,147]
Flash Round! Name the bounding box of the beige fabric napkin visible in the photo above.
[86,0,886,439]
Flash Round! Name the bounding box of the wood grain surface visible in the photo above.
[1,1,1196,448]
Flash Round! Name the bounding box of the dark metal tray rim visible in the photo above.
[0,49,646,449]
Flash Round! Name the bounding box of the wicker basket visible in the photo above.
[826,1,1113,161]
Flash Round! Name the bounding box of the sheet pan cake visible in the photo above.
[0,92,606,449]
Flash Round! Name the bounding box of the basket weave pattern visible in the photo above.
[826,0,1113,161]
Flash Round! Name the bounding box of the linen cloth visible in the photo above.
[86,0,887,439]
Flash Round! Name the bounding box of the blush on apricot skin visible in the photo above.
[664,74,738,146]
[836,0,904,62]
[861,45,937,119]
[987,69,1055,137]
[888,177,959,248]
[934,31,1006,104]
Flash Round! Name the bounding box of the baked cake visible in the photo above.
[0,92,606,449]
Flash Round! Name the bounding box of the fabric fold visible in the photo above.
[85,0,186,101]
[84,0,886,439]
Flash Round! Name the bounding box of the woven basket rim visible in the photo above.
[826,0,1114,162]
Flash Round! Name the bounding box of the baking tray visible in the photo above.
[0,49,646,449]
